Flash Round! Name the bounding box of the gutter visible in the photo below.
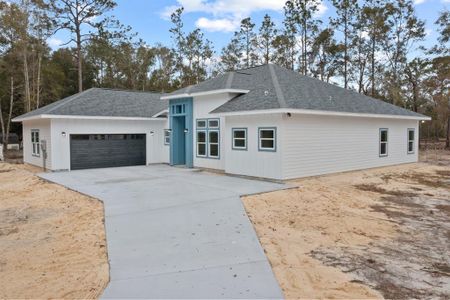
[209,108,431,121]
[12,114,168,122]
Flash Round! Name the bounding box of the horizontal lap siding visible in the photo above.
[281,114,418,179]
[23,119,52,169]
[225,114,283,180]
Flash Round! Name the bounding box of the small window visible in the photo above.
[407,129,415,154]
[208,130,219,158]
[31,130,40,157]
[197,119,207,129]
[259,128,276,151]
[197,130,207,157]
[380,128,388,157]
[208,119,219,129]
[164,129,170,145]
[232,128,247,150]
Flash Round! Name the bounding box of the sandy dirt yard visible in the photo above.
[243,151,450,299]
[0,163,109,299]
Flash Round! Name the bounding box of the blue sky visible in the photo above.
[49,0,450,55]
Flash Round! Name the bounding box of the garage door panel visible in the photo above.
[70,134,146,170]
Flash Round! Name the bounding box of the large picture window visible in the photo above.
[407,129,415,154]
[258,128,276,151]
[379,128,388,157]
[232,128,247,150]
[196,118,220,158]
[31,130,40,157]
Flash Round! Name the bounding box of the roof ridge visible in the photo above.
[225,71,234,89]
[46,88,94,114]
[268,64,287,109]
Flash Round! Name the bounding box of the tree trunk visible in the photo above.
[36,53,42,108]
[23,51,31,112]
[0,77,14,154]
[344,12,348,89]
[446,116,450,149]
[76,22,83,93]
[371,36,375,96]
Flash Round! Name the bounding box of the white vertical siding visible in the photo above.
[193,93,238,170]
[22,119,52,169]
[281,114,419,179]
[50,118,169,171]
[224,114,283,180]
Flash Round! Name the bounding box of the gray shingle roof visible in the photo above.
[168,64,426,118]
[15,88,167,119]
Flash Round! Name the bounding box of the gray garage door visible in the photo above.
[70,134,146,170]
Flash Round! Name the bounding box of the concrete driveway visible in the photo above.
[40,165,285,299]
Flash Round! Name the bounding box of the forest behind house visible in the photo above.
[0,0,449,149]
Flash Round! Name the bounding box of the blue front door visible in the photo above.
[169,98,193,167]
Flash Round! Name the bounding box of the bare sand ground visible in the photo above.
[0,163,109,299]
[243,152,450,299]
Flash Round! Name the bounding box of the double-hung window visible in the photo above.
[164,129,171,145]
[232,128,247,150]
[31,130,40,157]
[379,128,388,157]
[407,129,415,154]
[259,128,276,151]
[196,118,220,158]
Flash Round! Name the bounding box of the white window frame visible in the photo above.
[232,128,247,150]
[258,127,276,152]
[164,129,170,145]
[407,128,415,154]
[379,128,388,157]
[196,119,207,129]
[208,119,220,129]
[31,129,40,157]
[196,130,207,157]
[208,130,220,158]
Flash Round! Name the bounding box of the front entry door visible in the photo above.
[169,98,193,167]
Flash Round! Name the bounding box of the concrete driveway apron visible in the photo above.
[40,165,285,299]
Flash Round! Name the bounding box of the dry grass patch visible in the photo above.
[0,162,109,299]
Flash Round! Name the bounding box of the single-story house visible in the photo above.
[13,64,430,180]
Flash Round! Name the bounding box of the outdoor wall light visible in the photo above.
[167,129,172,133]
[184,129,189,133]
[61,132,66,137]
[286,113,292,117]
[150,131,154,136]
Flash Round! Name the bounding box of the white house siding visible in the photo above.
[193,93,238,170]
[50,118,169,171]
[281,114,419,179]
[22,119,52,169]
[224,114,284,180]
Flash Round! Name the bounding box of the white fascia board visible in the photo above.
[160,89,249,100]
[152,109,169,118]
[13,114,167,122]
[211,108,432,121]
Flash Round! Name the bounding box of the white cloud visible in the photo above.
[196,17,239,32]
[161,0,328,33]
[48,38,63,48]
[414,0,427,4]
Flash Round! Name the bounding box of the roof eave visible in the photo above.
[161,89,249,100]
[210,108,432,121]
[13,114,168,122]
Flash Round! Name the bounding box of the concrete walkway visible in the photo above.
[40,165,285,299]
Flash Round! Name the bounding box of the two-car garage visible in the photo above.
[70,134,146,170]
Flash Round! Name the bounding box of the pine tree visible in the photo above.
[238,17,258,68]
[258,14,276,65]
[330,0,359,89]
